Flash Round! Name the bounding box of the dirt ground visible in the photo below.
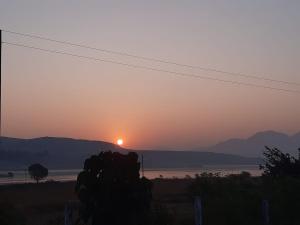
[0,179,194,225]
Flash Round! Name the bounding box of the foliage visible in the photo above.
[260,146,300,177]
[184,148,300,225]
[262,176,300,225]
[28,163,48,183]
[189,170,300,224]
[189,172,262,225]
[75,151,152,225]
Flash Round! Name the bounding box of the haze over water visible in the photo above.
[0,165,261,185]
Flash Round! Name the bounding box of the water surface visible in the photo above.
[0,165,261,185]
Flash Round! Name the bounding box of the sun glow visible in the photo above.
[117,138,123,146]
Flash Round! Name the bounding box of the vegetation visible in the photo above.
[28,163,48,183]
[260,146,300,177]
[189,147,300,225]
[75,151,152,225]
[2,146,299,225]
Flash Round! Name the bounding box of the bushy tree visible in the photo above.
[75,151,152,225]
[28,163,48,183]
[260,146,300,178]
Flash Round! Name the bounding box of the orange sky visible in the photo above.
[1,1,300,150]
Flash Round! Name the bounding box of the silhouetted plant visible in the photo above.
[189,164,300,224]
[75,151,152,225]
[28,163,48,183]
[260,146,300,178]
[189,172,262,225]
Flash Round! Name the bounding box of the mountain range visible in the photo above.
[205,130,300,157]
[0,130,299,169]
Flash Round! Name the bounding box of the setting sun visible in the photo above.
[117,139,123,146]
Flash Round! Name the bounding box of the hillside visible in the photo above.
[0,136,261,169]
[206,131,300,157]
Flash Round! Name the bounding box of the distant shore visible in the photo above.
[0,165,261,185]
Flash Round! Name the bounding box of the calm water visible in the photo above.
[0,165,261,185]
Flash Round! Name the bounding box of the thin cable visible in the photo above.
[3,29,300,86]
[2,41,300,94]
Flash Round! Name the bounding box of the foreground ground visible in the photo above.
[0,179,194,225]
[1,175,300,225]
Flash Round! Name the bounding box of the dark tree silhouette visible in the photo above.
[260,146,300,177]
[28,163,48,183]
[75,151,152,225]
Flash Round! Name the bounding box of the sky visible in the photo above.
[0,0,300,150]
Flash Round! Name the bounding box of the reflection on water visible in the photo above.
[0,165,261,185]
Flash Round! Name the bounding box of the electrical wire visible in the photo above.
[2,41,300,94]
[2,29,300,86]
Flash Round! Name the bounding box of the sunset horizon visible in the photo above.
[1,1,300,152]
[0,2,299,225]
[1,129,299,153]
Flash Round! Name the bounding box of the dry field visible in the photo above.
[0,179,194,225]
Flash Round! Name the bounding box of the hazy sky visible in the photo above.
[0,0,300,150]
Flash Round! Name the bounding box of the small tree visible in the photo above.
[28,163,48,183]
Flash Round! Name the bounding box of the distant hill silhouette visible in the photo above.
[0,137,122,169]
[205,131,300,157]
[1,130,298,169]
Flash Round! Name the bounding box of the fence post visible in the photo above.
[64,202,73,225]
[262,199,270,225]
[194,196,203,225]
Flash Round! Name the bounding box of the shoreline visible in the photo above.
[0,165,262,186]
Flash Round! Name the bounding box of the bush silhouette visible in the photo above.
[260,146,300,177]
[188,147,300,225]
[75,151,152,225]
[28,163,48,183]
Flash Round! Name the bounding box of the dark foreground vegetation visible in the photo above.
[0,176,300,225]
[75,151,152,225]
[188,146,300,225]
[190,172,300,225]
[0,147,299,225]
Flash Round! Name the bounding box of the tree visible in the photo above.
[75,151,152,225]
[28,163,48,183]
[260,146,300,178]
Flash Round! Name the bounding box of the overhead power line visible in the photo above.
[2,41,300,94]
[2,29,300,87]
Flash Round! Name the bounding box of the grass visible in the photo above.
[1,175,299,225]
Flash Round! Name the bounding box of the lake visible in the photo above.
[0,164,261,185]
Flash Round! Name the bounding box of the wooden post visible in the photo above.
[64,201,80,225]
[141,154,144,177]
[262,199,270,225]
[0,29,2,144]
[194,196,203,225]
[24,169,27,183]
[64,203,73,225]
